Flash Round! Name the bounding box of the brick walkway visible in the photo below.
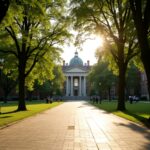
[0,101,150,150]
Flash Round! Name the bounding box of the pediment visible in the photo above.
[65,67,86,73]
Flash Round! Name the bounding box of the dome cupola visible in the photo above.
[69,51,83,66]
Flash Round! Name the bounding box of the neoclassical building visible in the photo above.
[62,51,90,99]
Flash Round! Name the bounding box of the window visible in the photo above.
[74,78,78,86]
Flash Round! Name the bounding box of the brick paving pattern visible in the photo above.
[0,101,150,150]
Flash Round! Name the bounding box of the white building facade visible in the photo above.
[62,51,90,99]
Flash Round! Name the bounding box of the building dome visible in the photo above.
[70,51,83,66]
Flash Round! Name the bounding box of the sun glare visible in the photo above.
[82,35,104,51]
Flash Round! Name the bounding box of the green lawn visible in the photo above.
[92,101,150,128]
[0,100,63,127]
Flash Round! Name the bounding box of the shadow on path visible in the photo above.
[88,101,150,128]
[114,122,150,149]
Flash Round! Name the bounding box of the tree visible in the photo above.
[129,0,150,99]
[0,0,70,111]
[0,0,10,23]
[88,59,117,100]
[71,0,139,110]
[51,65,65,96]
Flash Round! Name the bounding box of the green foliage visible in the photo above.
[52,65,65,95]
[96,44,119,75]
[35,65,65,96]
[132,55,144,72]
[25,53,55,91]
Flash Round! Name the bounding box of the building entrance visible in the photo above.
[74,89,78,96]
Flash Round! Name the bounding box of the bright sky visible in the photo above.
[61,35,103,65]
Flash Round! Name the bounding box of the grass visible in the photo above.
[91,100,150,128]
[0,100,63,127]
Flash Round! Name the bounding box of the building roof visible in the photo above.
[69,51,83,66]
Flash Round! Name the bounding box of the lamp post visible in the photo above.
[0,59,4,92]
[0,59,4,114]
[0,58,4,75]
[99,82,101,104]
[50,82,53,98]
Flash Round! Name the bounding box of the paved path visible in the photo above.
[0,101,150,150]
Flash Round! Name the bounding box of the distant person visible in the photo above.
[50,96,53,103]
[95,96,98,104]
[129,96,133,104]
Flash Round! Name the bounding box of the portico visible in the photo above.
[66,75,86,97]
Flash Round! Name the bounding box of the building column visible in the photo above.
[83,76,86,96]
[66,76,69,96]
[79,76,82,96]
[71,76,73,96]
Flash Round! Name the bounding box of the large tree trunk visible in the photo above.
[140,39,150,100]
[129,0,150,99]
[116,39,127,110]
[117,67,126,110]
[135,22,150,99]
[17,59,27,111]
[117,63,126,110]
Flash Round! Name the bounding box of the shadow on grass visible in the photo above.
[0,116,12,118]
[0,110,18,115]
[122,111,150,128]
[0,101,45,107]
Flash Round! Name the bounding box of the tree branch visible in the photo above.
[5,26,20,54]
[0,49,18,57]
[25,53,39,77]
[14,17,22,30]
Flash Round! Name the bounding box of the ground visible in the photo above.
[0,101,150,150]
